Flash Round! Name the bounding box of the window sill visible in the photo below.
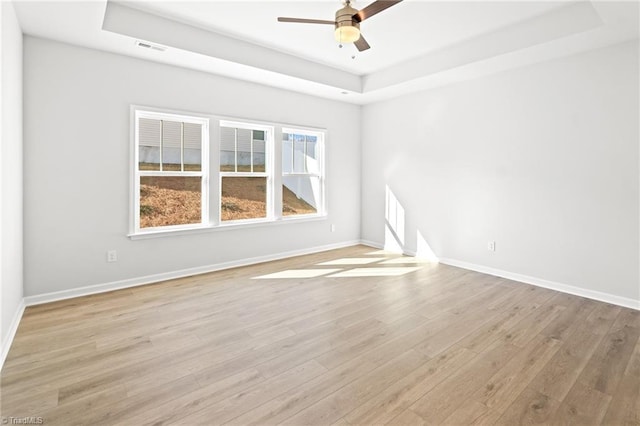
[128,214,327,240]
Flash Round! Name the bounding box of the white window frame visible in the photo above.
[281,127,326,219]
[131,108,210,235]
[128,108,327,239]
[218,120,274,225]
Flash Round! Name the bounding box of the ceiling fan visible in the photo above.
[277,0,403,52]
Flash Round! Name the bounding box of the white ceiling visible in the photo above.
[130,1,565,75]
[13,1,640,104]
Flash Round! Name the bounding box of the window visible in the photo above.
[131,108,325,237]
[133,110,209,232]
[219,121,273,222]
[282,128,324,217]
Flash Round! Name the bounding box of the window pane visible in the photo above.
[138,118,161,171]
[293,134,305,173]
[139,176,201,228]
[236,129,252,172]
[253,139,265,172]
[221,177,267,221]
[282,133,293,174]
[305,136,319,174]
[282,176,319,216]
[183,123,202,171]
[162,120,182,171]
[220,127,236,172]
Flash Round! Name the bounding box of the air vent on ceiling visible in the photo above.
[135,40,166,52]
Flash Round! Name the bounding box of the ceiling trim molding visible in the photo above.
[364,1,604,92]
[102,1,362,93]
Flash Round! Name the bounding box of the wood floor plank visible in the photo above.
[539,294,598,341]
[494,387,561,425]
[413,286,523,357]
[178,360,328,425]
[0,388,59,417]
[387,409,427,426]
[361,284,530,367]
[281,349,429,426]
[409,339,521,424]
[254,317,386,379]
[75,375,201,425]
[471,334,561,413]
[500,299,565,348]
[121,367,268,425]
[344,347,477,425]
[601,335,640,425]
[39,384,131,426]
[329,418,352,426]
[439,400,498,425]
[528,320,608,402]
[582,302,623,335]
[450,287,555,355]
[1,341,98,377]
[576,309,640,395]
[554,380,612,425]
[226,356,378,425]
[1,245,637,425]
[314,313,431,370]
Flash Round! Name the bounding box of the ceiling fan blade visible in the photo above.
[354,0,403,22]
[354,34,371,52]
[277,17,336,25]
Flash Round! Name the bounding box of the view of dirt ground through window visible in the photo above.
[140,177,315,227]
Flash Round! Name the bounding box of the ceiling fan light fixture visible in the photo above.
[334,1,360,44]
[334,25,360,43]
[277,0,404,52]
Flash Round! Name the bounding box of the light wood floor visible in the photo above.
[1,245,638,425]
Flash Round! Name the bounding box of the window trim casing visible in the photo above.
[130,106,210,236]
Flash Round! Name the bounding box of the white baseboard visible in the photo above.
[359,239,383,250]
[359,239,418,257]
[359,239,639,311]
[24,240,361,307]
[1,299,25,370]
[439,257,640,311]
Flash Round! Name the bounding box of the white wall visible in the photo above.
[1,1,24,352]
[362,40,639,303]
[23,37,361,297]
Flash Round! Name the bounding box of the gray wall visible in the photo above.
[16,32,640,308]
[361,40,639,302]
[23,36,361,297]
[1,1,24,350]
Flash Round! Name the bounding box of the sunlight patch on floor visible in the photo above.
[253,269,342,279]
[327,267,421,278]
[379,257,430,265]
[363,250,392,256]
[317,257,384,266]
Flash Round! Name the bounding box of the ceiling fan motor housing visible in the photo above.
[335,4,360,33]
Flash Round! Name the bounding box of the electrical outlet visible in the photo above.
[488,241,496,252]
[107,250,118,262]
[330,224,336,233]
